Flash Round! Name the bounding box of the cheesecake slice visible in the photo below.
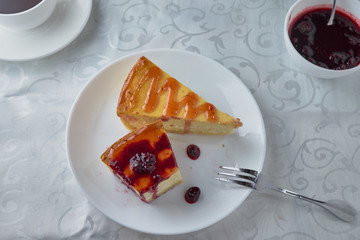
[101,120,182,203]
[117,56,242,134]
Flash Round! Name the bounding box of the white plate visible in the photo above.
[66,49,266,235]
[0,0,92,61]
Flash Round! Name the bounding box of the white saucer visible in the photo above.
[66,49,266,235]
[0,0,92,61]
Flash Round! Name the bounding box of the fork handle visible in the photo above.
[270,187,356,222]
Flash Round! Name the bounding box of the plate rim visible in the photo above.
[66,48,266,235]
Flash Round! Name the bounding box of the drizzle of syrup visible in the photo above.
[119,57,218,121]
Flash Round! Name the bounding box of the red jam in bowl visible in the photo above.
[289,7,360,70]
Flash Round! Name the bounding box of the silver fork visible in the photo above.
[216,166,357,223]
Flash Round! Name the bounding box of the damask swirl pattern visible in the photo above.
[0,0,360,239]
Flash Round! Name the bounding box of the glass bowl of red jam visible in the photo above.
[284,0,360,79]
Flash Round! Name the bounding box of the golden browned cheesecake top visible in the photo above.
[117,56,242,127]
[117,56,242,128]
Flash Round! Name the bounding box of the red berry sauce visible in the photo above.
[184,187,201,204]
[289,8,360,70]
[186,144,200,160]
[109,134,177,193]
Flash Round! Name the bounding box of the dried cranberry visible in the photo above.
[130,152,156,174]
[301,45,314,57]
[295,20,314,34]
[186,144,200,160]
[185,187,201,204]
[152,174,162,183]
[329,51,350,65]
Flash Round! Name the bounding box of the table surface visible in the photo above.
[1,0,360,239]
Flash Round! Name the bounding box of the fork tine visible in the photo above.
[216,166,259,188]
[215,177,256,189]
[216,171,257,182]
[219,166,259,177]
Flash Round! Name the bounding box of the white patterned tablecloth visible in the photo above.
[1,0,360,239]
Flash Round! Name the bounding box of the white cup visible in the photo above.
[0,0,57,31]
